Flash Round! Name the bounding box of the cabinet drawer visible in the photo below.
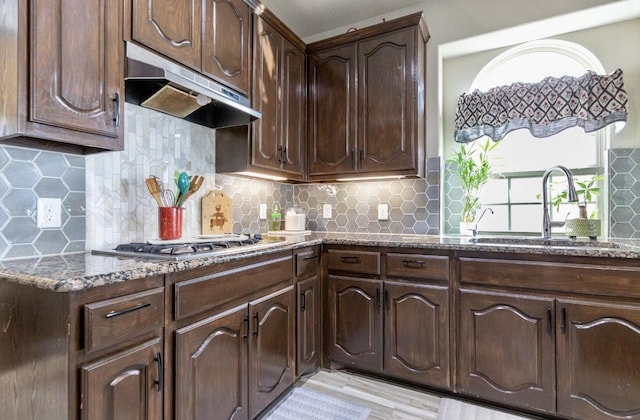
[174,255,292,321]
[84,287,164,352]
[459,257,640,298]
[296,248,320,278]
[327,250,380,275]
[387,253,449,281]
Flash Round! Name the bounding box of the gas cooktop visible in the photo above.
[92,234,285,261]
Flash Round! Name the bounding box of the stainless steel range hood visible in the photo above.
[124,43,261,129]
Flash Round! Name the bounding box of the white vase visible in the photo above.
[459,221,476,236]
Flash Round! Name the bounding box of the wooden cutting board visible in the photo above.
[201,190,233,235]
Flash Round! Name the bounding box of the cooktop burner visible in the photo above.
[92,234,276,261]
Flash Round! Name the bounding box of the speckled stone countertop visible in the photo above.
[1,233,639,292]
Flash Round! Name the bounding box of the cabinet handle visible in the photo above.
[113,92,120,127]
[154,352,163,392]
[105,302,151,318]
[384,289,389,311]
[300,292,306,312]
[561,307,567,334]
[340,256,361,264]
[278,146,283,164]
[547,308,553,336]
[402,259,426,268]
[282,147,287,165]
[375,288,381,311]
[253,312,260,337]
[359,149,364,165]
[303,255,319,260]
[243,315,249,340]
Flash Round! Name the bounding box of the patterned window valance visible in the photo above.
[454,68,628,143]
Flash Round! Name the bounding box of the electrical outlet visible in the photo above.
[259,203,267,220]
[322,204,332,219]
[378,203,389,221]
[37,198,62,228]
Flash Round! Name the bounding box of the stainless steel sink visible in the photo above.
[469,237,622,249]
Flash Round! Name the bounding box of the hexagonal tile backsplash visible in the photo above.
[0,147,85,258]
[0,104,637,258]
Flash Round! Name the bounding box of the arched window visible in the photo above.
[471,40,608,235]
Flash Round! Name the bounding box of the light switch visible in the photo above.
[378,203,389,221]
[259,203,267,220]
[323,204,332,219]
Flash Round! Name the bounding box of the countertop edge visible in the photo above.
[1,234,639,292]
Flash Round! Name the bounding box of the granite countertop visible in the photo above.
[1,233,639,292]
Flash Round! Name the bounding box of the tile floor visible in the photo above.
[294,370,441,419]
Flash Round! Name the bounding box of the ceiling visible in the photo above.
[260,0,637,45]
[260,0,424,39]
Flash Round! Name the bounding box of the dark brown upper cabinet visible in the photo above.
[216,10,306,181]
[130,0,251,96]
[1,0,124,153]
[307,13,429,181]
[252,13,306,179]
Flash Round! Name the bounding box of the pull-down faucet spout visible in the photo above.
[542,165,578,238]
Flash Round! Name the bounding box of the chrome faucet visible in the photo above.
[471,207,494,237]
[541,165,578,238]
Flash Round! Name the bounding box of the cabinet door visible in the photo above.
[31,0,122,139]
[175,304,248,420]
[458,289,555,413]
[357,28,417,174]
[132,0,202,70]
[81,338,163,420]
[202,0,251,95]
[327,276,382,371]
[297,275,321,377]
[557,299,640,420]
[249,286,295,418]
[280,37,306,177]
[307,44,357,178]
[384,281,450,388]
[252,17,283,172]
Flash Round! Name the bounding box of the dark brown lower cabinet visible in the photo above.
[175,286,295,420]
[297,275,321,377]
[175,305,248,420]
[384,281,450,388]
[249,286,296,418]
[457,289,556,413]
[557,299,640,420]
[327,276,382,371]
[327,276,450,388]
[81,338,164,420]
[458,288,640,419]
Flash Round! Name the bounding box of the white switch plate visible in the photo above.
[378,203,389,221]
[322,204,332,219]
[37,198,62,228]
[259,203,267,220]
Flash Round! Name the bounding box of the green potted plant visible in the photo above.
[447,139,498,234]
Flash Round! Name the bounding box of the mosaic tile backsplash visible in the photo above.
[0,103,637,257]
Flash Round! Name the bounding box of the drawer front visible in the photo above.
[296,248,320,278]
[174,255,292,321]
[387,253,449,281]
[84,287,164,352]
[459,257,640,298]
[327,249,380,275]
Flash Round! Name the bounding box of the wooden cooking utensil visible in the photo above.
[181,175,204,205]
[145,177,163,207]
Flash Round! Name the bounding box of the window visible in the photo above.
[470,40,607,235]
